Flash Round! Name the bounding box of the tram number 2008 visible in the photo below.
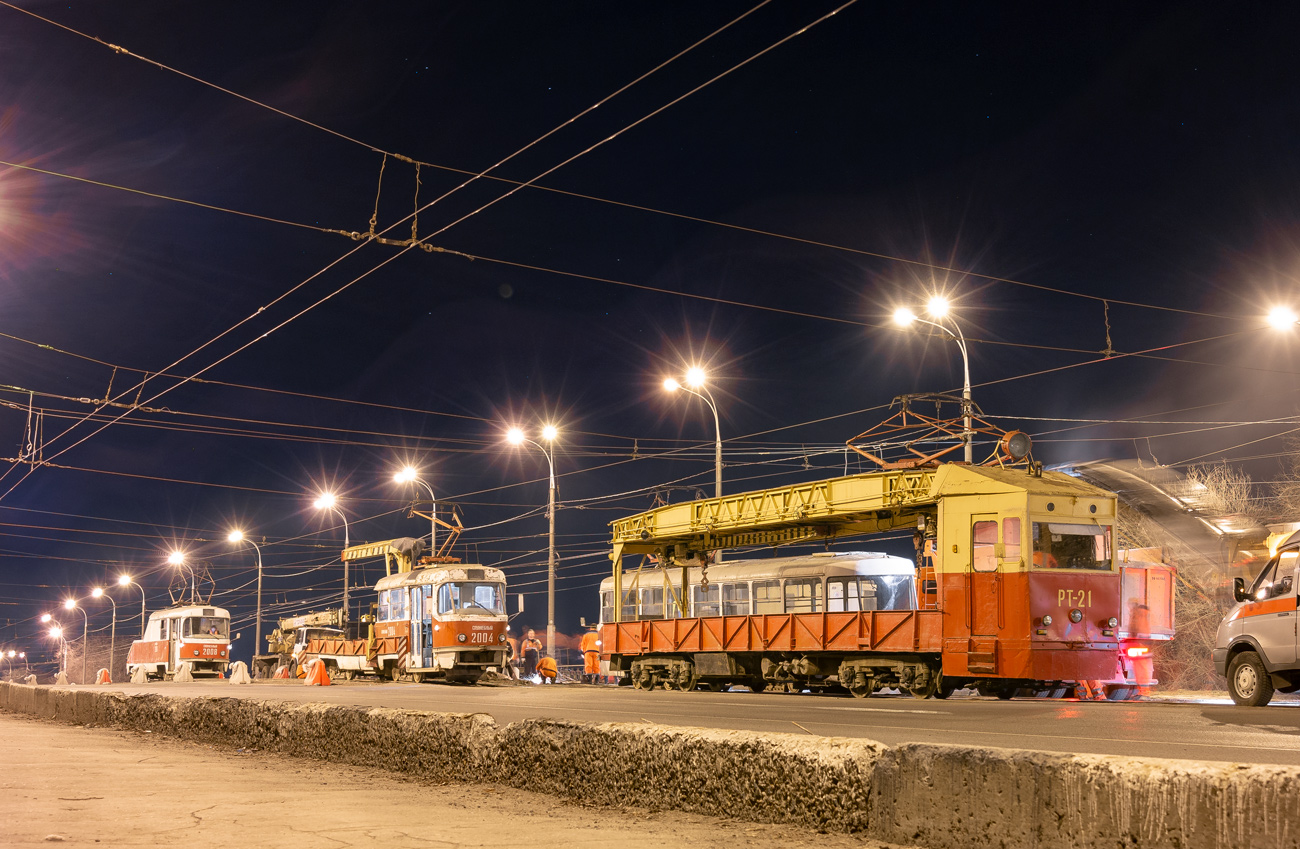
[1057,589,1092,607]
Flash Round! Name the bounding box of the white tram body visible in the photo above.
[599,551,917,625]
[126,604,232,680]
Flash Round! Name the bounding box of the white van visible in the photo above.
[1212,530,1300,705]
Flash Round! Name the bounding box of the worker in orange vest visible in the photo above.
[537,654,558,683]
[579,624,601,684]
[521,629,543,680]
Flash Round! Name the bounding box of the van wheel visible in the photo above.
[1228,652,1274,707]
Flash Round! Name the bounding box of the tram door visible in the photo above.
[970,515,1000,636]
[419,585,434,668]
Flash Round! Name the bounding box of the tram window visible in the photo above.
[972,520,998,573]
[1003,517,1022,561]
[392,589,407,620]
[1032,523,1112,570]
[692,584,721,617]
[160,619,169,640]
[722,582,750,615]
[640,588,665,619]
[378,591,391,622]
[753,580,782,613]
[601,591,614,624]
[784,578,822,613]
[621,594,638,621]
[828,578,878,612]
[183,617,227,638]
[437,582,505,614]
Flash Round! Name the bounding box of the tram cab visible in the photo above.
[126,604,231,680]
[373,564,509,683]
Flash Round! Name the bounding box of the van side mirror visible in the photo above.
[1233,577,1250,603]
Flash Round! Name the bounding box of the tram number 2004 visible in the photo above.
[1057,589,1092,608]
[469,632,495,644]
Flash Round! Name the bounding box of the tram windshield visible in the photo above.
[182,617,229,638]
[437,581,505,615]
[1032,523,1111,570]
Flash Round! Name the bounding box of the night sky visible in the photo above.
[3,2,1299,669]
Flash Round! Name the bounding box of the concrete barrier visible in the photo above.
[3,682,1297,849]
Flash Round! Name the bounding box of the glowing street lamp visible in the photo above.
[91,587,118,679]
[1268,305,1298,330]
[394,466,438,553]
[168,550,197,603]
[507,425,559,657]
[117,574,146,637]
[894,298,973,463]
[228,530,265,658]
[63,598,89,683]
[45,623,66,676]
[313,493,351,619]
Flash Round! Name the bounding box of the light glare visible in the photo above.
[167,550,185,566]
[394,466,417,484]
[1268,305,1298,330]
[506,427,525,445]
[48,627,62,639]
[63,598,76,610]
[893,307,917,326]
[40,613,52,623]
[685,367,706,388]
[117,575,131,586]
[927,296,950,318]
[227,530,244,543]
[314,493,337,510]
[91,587,104,598]
[663,377,679,392]
[541,424,558,442]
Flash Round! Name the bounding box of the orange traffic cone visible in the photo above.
[304,659,331,687]
[95,668,111,685]
[273,665,290,679]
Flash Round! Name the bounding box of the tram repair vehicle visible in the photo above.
[600,396,1133,698]
[304,524,510,683]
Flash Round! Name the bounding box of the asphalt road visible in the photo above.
[90,679,1300,767]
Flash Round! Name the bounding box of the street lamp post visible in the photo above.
[394,467,437,554]
[228,530,265,660]
[117,574,146,637]
[63,599,89,684]
[91,587,117,680]
[507,425,559,658]
[45,622,66,676]
[314,494,351,621]
[893,298,973,463]
[665,367,724,563]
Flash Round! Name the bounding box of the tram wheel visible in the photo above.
[910,676,940,700]
[935,678,959,699]
[747,678,769,693]
[849,678,873,699]
[995,686,1015,700]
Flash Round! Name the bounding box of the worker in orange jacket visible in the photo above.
[521,629,543,680]
[537,654,558,683]
[579,624,601,684]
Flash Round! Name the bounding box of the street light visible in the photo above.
[91,587,117,680]
[1268,305,1298,330]
[46,624,66,677]
[313,493,351,621]
[168,550,196,603]
[394,466,438,553]
[507,425,559,657]
[117,574,146,637]
[228,530,265,659]
[663,368,723,499]
[894,299,974,463]
[63,598,89,684]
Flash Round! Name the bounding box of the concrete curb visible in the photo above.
[3,682,1297,848]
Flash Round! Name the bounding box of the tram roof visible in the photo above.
[145,604,229,619]
[374,563,506,591]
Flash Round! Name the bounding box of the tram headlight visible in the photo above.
[498,633,507,643]
[1069,609,1083,624]
[1106,617,1118,628]
[457,633,467,643]
[1041,614,1053,627]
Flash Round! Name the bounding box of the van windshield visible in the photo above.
[183,617,228,638]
